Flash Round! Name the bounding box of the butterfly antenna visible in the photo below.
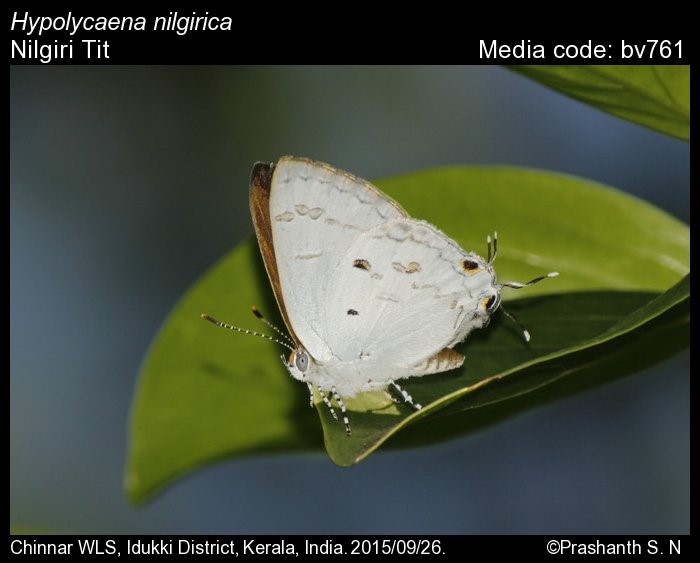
[250,307,295,347]
[201,313,295,352]
[487,231,498,265]
[499,306,531,343]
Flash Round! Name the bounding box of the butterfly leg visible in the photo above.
[306,382,315,408]
[390,380,423,411]
[331,387,351,436]
[385,390,400,404]
[317,387,338,421]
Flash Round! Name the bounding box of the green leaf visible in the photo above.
[323,278,689,464]
[509,65,689,140]
[386,290,689,450]
[125,167,689,502]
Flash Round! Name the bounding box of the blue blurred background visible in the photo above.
[10,66,688,533]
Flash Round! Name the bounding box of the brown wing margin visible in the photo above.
[249,161,300,346]
[412,347,465,375]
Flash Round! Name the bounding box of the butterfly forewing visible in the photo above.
[262,156,409,363]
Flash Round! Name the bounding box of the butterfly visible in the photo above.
[204,156,557,435]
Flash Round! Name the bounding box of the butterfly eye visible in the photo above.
[462,259,480,273]
[482,294,500,312]
[295,350,309,373]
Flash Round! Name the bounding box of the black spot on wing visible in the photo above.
[353,259,371,271]
[462,259,480,273]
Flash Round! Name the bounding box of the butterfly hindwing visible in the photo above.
[317,218,494,394]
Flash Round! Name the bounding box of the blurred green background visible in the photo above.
[10,66,688,533]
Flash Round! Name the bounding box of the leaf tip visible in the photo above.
[123,468,146,506]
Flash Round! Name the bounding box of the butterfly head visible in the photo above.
[285,347,311,382]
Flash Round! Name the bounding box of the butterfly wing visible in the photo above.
[250,156,409,363]
[249,161,290,330]
[317,218,497,395]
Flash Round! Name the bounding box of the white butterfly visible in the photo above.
[205,156,557,435]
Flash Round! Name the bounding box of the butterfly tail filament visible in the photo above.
[487,231,498,264]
